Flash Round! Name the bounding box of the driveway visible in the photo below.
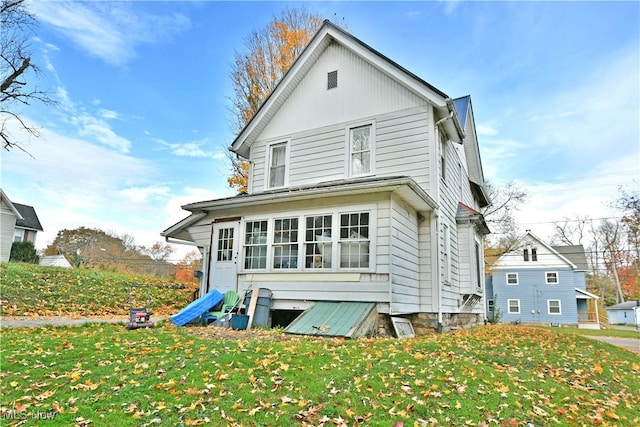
[587,336,640,354]
[0,316,163,328]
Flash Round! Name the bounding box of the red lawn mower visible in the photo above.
[126,284,154,330]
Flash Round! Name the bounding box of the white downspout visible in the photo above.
[433,209,443,333]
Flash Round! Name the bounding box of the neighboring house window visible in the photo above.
[506,273,519,285]
[474,241,482,288]
[545,272,559,284]
[273,218,298,269]
[349,125,372,176]
[339,212,369,268]
[304,215,332,269]
[548,300,561,315]
[440,131,447,180]
[268,142,287,188]
[487,299,495,313]
[244,220,268,269]
[531,248,538,261]
[443,224,451,284]
[523,248,529,261]
[508,299,520,314]
[216,227,234,262]
[327,70,338,89]
[13,229,23,242]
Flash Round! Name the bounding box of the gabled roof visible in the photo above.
[606,301,640,310]
[456,202,490,235]
[230,19,465,159]
[14,203,43,231]
[552,245,589,271]
[0,188,23,219]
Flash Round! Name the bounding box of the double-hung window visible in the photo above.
[304,215,332,269]
[339,212,370,268]
[506,273,519,285]
[269,142,287,188]
[508,299,520,314]
[273,218,298,269]
[244,221,268,269]
[548,300,561,315]
[349,125,372,176]
[545,272,558,284]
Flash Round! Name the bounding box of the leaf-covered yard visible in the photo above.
[0,263,196,317]
[1,323,638,426]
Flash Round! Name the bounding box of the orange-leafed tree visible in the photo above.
[227,7,324,193]
[175,250,202,283]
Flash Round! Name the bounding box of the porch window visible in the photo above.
[349,125,372,176]
[507,299,520,314]
[506,273,519,285]
[304,215,332,269]
[339,212,369,269]
[269,142,287,188]
[548,300,561,315]
[545,272,559,284]
[273,218,298,269]
[244,220,268,269]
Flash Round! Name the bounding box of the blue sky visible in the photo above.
[2,1,638,260]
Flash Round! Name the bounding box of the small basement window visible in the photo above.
[327,70,338,89]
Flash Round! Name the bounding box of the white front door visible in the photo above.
[209,222,239,294]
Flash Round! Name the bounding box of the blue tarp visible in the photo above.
[171,290,224,326]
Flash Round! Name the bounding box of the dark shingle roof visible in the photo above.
[552,245,589,271]
[14,203,43,231]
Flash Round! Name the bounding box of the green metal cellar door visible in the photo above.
[284,301,377,338]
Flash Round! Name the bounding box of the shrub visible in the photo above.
[10,241,40,264]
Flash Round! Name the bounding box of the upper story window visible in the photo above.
[506,272,519,285]
[268,142,287,188]
[349,124,373,176]
[546,272,559,284]
[523,248,529,261]
[440,131,447,181]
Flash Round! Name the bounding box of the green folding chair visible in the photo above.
[201,290,240,325]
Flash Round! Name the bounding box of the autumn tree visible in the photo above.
[175,250,202,283]
[226,7,324,193]
[1,0,54,153]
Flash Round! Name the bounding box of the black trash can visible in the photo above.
[244,288,273,327]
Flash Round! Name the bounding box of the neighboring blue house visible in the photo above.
[605,301,640,326]
[486,231,600,329]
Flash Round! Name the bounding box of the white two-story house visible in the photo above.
[162,21,491,335]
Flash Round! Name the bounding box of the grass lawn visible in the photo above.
[1,323,638,426]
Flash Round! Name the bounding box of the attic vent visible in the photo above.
[327,70,338,89]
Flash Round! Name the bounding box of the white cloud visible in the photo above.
[153,137,226,159]
[27,1,190,66]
